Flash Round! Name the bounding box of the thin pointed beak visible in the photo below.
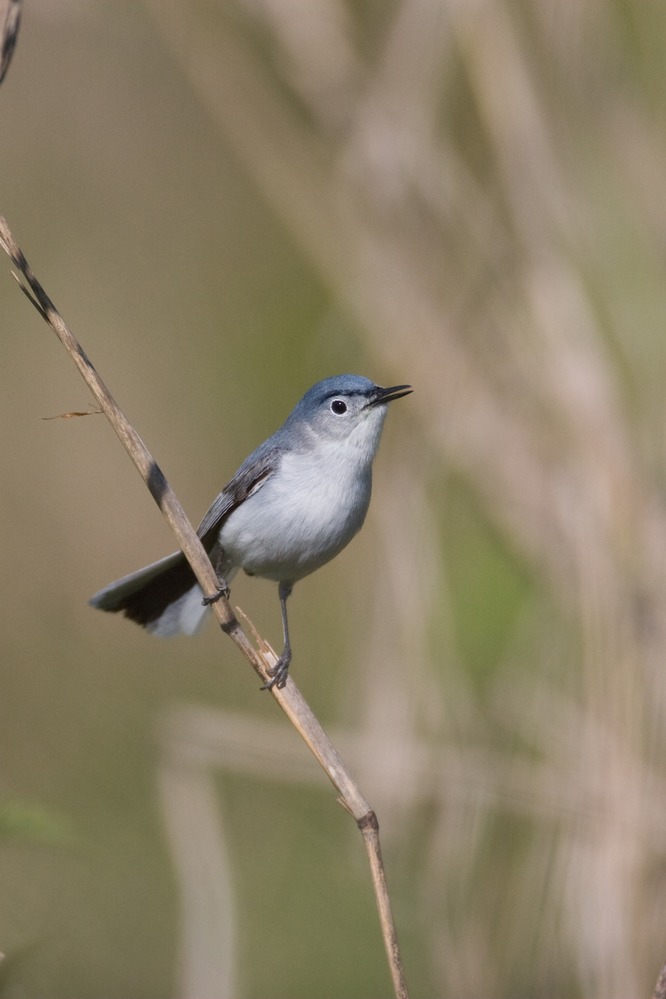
[367,384,413,407]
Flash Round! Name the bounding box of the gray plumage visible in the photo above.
[90,374,411,687]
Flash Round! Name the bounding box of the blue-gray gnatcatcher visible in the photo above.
[90,374,412,688]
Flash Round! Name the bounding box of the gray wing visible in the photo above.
[196,443,280,547]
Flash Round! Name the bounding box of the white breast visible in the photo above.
[218,439,373,583]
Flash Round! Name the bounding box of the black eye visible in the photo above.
[330,399,347,415]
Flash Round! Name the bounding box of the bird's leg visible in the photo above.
[201,549,231,606]
[261,581,293,690]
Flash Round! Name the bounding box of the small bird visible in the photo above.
[90,374,412,689]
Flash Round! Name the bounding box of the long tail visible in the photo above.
[89,550,235,637]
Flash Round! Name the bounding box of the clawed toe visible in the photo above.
[260,659,290,691]
[202,584,230,607]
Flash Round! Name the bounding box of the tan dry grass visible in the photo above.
[143,1,666,995]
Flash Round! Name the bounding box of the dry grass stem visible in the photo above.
[0,212,410,999]
[0,0,21,85]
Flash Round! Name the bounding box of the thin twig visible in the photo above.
[0,213,410,999]
[0,0,21,85]
[653,961,666,999]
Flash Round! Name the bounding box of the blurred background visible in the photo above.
[2,1,666,996]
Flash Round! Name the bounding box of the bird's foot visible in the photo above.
[202,582,230,607]
[260,656,290,691]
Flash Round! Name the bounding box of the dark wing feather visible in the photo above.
[196,445,280,548]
